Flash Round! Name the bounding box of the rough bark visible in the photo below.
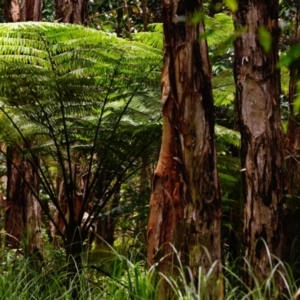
[4,0,42,22]
[5,147,42,255]
[233,0,284,289]
[54,0,89,25]
[147,1,222,298]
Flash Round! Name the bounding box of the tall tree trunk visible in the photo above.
[233,0,284,289]
[4,0,42,22]
[54,0,89,25]
[4,0,43,259]
[147,1,223,298]
[5,147,42,255]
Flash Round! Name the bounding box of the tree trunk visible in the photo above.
[54,0,89,25]
[5,147,42,255]
[4,0,42,22]
[141,0,148,31]
[97,190,119,246]
[4,0,43,260]
[233,0,284,289]
[147,1,223,298]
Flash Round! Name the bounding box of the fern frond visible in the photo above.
[215,125,240,147]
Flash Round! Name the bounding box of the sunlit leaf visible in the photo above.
[258,27,272,52]
[224,0,238,12]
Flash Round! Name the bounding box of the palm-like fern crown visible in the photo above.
[0,22,161,149]
[0,23,162,222]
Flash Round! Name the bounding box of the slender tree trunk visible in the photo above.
[124,0,131,34]
[134,159,151,245]
[97,188,119,246]
[95,172,120,246]
[233,0,284,290]
[141,0,148,31]
[5,147,42,255]
[54,0,89,25]
[50,177,68,247]
[147,1,223,298]
[4,0,42,22]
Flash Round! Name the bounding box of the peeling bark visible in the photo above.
[233,0,284,289]
[4,0,42,22]
[147,1,223,298]
[54,0,89,25]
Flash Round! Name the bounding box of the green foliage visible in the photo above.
[280,44,300,113]
[0,22,162,262]
[224,0,238,12]
[213,69,235,105]
[133,13,234,54]
[0,243,297,300]
[215,125,240,148]
[89,0,151,35]
[132,23,163,49]
[205,13,234,50]
[258,27,272,52]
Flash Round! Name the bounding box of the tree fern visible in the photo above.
[0,22,162,269]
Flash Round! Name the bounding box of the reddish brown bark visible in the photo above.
[4,0,42,22]
[233,0,284,289]
[5,147,42,255]
[147,1,222,298]
[54,0,89,25]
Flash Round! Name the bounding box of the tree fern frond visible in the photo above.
[215,125,240,147]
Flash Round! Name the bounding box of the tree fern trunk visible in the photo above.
[147,1,223,298]
[233,0,284,290]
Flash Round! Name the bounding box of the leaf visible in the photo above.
[280,43,300,68]
[191,11,205,24]
[215,125,240,147]
[293,85,300,113]
[224,0,238,12]
[258,27,272,52]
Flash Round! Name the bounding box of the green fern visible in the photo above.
[0,23,162,262]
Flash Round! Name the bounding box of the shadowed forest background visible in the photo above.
[0,0,300,299]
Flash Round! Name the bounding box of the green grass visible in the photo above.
[0,245,298,300]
